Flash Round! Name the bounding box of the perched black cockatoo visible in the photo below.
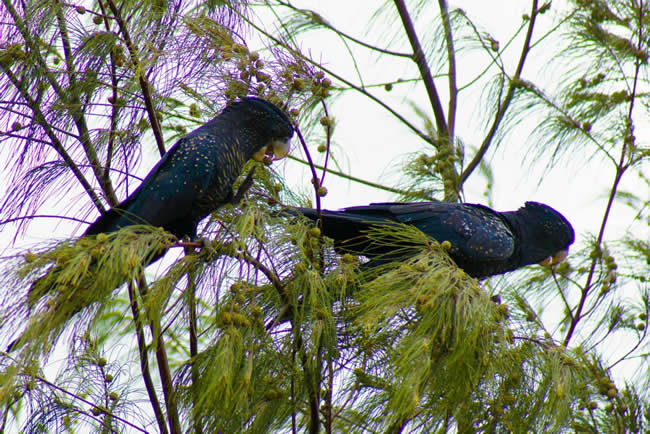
[86,97,294,239]
[291,201,574,278]
[8,98,293,352]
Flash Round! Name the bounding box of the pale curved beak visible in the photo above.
[252,138,291,162]
[539,248,569,266]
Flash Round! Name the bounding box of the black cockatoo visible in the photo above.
[86,96,294,239]
[291,201,574,278]
[15,97,293,341]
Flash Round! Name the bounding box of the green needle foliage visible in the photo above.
[1,0,649,433]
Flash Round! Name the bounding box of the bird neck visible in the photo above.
[498,210,524,257]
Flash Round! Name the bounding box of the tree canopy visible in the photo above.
[0,0,648,432]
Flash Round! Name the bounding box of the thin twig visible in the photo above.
[0,214,91,226]
[438,0,458,137]
[276,0,412,58]
[104,0,166,158]
[294,125,322,217]
[288,155,406,195]
[52,1,119,207]
[563,1,644,347]
[0,62,105,212]
[136,274,182,434]
[228,7,430,143]
[393,0,449,138]
[32,373,148,433]
[318,100,332,188]
[459,0,539,186]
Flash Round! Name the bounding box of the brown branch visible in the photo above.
[438,0,458,137]
[0,214,90,226]
[294,125,322,218]
[459,0,539,185]
[8,0,118,207]
[325,359,334,434]
[394,0,449,139]
[135,275,182,434]
[229,7,430,143]
[276,0,412,58]
[97,0,121,185]
[104,0,166,158]
[184,249,202,434]
[127,280,169,434]
[0,1,108,212]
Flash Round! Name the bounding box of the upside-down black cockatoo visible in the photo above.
[291,201,575,279]
[86,96,294,239]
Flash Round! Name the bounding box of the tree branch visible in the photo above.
[276,0,412,58]
[438,0,458,137]
[393,0,449,138]
[6,0,118,207]
[135,274,182,434]
[0,63,105,212]
[563,1,644,346]
[104,0,166,158]
[184,249,202,434]
[228,6,431,143]
[32,372,148,433]
[288,156,406,195]
[459,0,539,185]
[127,280,169,434]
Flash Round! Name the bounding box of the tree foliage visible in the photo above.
[0,0,648,432]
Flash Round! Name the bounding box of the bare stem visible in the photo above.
[104,0,166,158]
[459,0,539,186]
[438,0,458,137]
[136,274,182,434]
[295,125,322,218]
[185,257,202,434]
[288,155,406,195]
[127,280,169,434]
[393,0,449,138]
